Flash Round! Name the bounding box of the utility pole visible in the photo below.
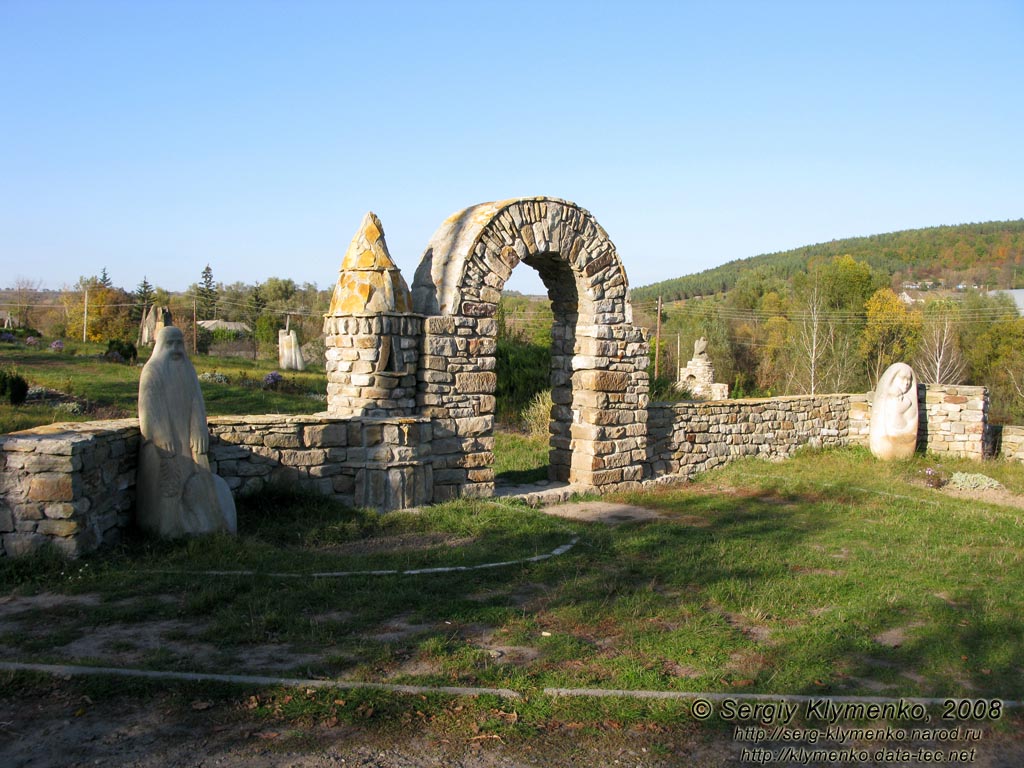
[193,299,198,355]
[654,296,663,380]
[82,289,88,342]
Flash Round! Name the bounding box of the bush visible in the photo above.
[105,339,137,364]
[522,389,553,438]
[263,371,284,389]
[49,339,65,353]
[0,368,29,405]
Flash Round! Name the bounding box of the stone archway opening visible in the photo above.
[411,197,650,502]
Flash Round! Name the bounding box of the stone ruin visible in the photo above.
[676,336,729,400]
[1,196,1015,557]
[324,198,651,499]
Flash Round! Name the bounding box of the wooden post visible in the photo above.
[193,299,198,355]
[654,296,663,380]
[82,289,88,342]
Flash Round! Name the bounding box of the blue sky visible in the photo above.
[2,0,1022,295]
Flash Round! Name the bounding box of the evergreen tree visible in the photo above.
[132,276,155,324]
[99,267,113,288]
[198,265,218,320]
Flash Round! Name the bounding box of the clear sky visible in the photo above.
[2,0,1022,296]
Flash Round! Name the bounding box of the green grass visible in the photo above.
[2,447,1023,723]
[0,342,327,432]
[493,430,549,484]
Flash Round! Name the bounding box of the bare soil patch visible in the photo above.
[542,502,661,526]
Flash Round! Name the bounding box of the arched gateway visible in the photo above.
[410,197,650,501]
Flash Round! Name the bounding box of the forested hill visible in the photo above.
[632,219,1024,302]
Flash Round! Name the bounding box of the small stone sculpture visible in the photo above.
[278,329,305,371]
[869,362,919,460]
[136,326,237,538]
[676,336,727,399]
[693,336,709,359]
[138,304,173,346]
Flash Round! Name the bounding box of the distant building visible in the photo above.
[197,320,251,334]
[898,291,925,306]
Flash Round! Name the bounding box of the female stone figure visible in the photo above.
[869,362,919,460]
[136,326,237,537]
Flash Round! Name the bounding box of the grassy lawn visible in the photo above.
[0,341,327,432]
[2,446,1022,734]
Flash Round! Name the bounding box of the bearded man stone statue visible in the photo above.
[136,326,237,538]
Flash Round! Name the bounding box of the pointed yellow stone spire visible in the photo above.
[328,212,412,314]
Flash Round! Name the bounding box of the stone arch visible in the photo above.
[412,197,650,501]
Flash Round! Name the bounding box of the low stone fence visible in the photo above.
[847,384,989,460]
[995,425,1024,462]
[0,414,433,558]
[0,383,1015,559]
[208,415,432,511]
[647,395,852,480]
[0,420,140,558]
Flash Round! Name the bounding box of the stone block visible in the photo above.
[28,474,75,502]
[455,372,497,394]
[43,503,76,520]
[574,370,631,392]
[3,533,47,556]
[37,519,78,537]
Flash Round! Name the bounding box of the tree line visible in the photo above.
[631,255,1024,424]
[632,219,1024,304]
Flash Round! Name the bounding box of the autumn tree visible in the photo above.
[61,276,134,342]
[860,288,921,386]
[785,256,881,394]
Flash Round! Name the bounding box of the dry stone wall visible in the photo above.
[998,426,1024,462]
[0,414,432,558]
[208,414,432,511]
[0,420,139,558]
[848,384,989,460]
[647,395,852,479]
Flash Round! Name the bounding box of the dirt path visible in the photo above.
[0,683,732,768]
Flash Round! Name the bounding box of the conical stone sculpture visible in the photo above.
[323,212,420,417]
[136,326,237,538]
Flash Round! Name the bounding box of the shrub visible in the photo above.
[25,336,39,347]
[105,339,137,364]
[949,472,1003,491]
[198,371,230,385]
[0,332,15,344]
[263,371,284,389]
[0,369,29,405]
[49,339,65,353]
[522,389,553,439]
[920,466,949,488]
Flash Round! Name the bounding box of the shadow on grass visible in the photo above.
[1,470,1021,706]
